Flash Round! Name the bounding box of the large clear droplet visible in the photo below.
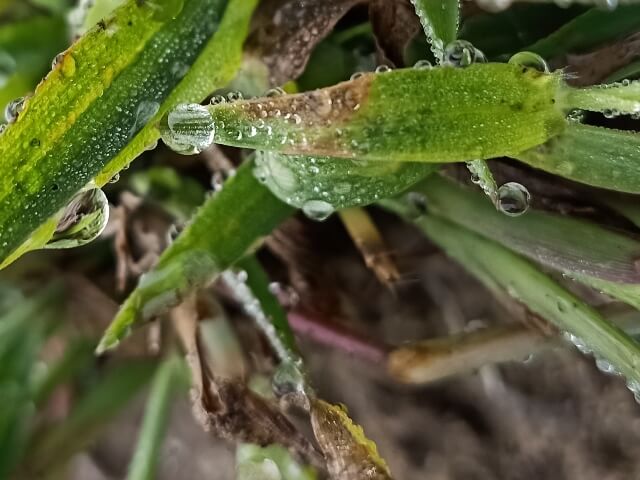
[444,40,486,68]
[508,51,549,73]
[497,182,530,217]
[160,103,215,155]
[0,51,16,89]
[302,199,334,221]
[46,188,109,249]
[5,96,25,123]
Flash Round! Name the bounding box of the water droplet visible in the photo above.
[562,331,592,354]
[413,59,433,70]
[30,138,40,148]
[109,173,120,184]
[603,108,619,119]
[406,192,428,218]
[265,87,286,97]
[209,95,226,105]
[272,360,309,411]
[595,357,620,376]
[508,51,549,73]
[146,0,184,21]
[302,199,334,221]
[227,91,244,102]
[350,71,365,80]
[46,188,109,249]
[375,64,392,73]
[5,97,25,123]
[0,51,15,89]
[444,40,486,67]
[497,182,530,216]
[160,103,215,155]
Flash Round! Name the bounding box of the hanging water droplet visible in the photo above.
[5,96,25,123]
[108,173,120,184]
[444,40,486,68]
[375,64,392,73]
[45,188,109,249]
[566,109,584,123]
[350,71,365,81]
[160,103,215,155]
[508,51,549,73]
[265,87,286,97]
[497,182,530,216]
[0,51,15,89]
[302,199,334,221]
[413,59,433,70]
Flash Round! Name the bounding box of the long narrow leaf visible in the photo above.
[0,0,257,268]
[384,201,640,390]
[516,122,640,194]
[97,163,294,353]
[185,64,565,162]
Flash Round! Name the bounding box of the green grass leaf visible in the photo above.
[394,175,640,309]
[97,162,294,354]
[0,15,68,110]
[410,0,459,60]
[384,201,640,393]
[516,122,640,193]
[0,0,258,268]
[27,360,157,476]
[526,5,640,59]
[191,64,566,162]
[126,355,187,480]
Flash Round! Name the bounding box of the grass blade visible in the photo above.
[0,0,257,268]
[384,201,640,392]
[410,0,459,60]
[97,163,294,353]
[126,355,187,480]
[413,174,640,284]
[190,64,565,162]
[516,122,640,193]
[526,5,640,59]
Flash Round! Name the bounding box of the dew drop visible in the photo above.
[595,357,620,376]
[5,96,25,123]
[413,59,433,70]
[350,71,365,80]
[109,173,120,184]
[375,64,392,73]
[160,103,215,155]
[508,51,549,73]
[45,188,109,249]
[265,87,286,97]
[444,40,486,67]
[227,91,244,102]
[497,182,530,216]
[302,199,334,221]
[209,95,226,105]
